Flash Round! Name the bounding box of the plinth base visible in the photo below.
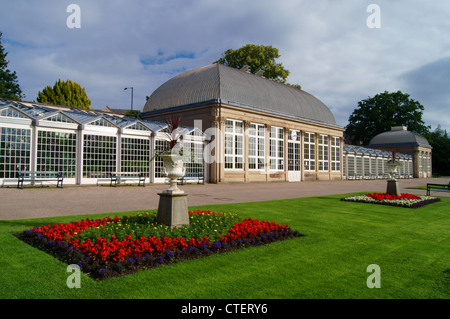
[157,192,189,228]
[386,179,399,195]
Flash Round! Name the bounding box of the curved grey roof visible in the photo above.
[143,64,337,125]
[368,128,431,148]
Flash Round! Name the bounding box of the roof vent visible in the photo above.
[391,126,407,131]
[256,69,265,77]
[241,65,250,72]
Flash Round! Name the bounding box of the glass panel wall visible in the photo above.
[83,134,117,178]
[120,137,150,176]
[0,127,31,178]
[37,130,77,178]
[154,139,169,178]
[183,141,204,176]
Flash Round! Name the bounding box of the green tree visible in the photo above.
[37,79,91,109]
[346,91,430,146]
[123,110,140,118]
[0,32,23,100]
[424,125,450,176]
[216,44,299,86]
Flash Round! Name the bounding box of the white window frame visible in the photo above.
[304,132,315,171]
[224,119,244,170]
[288,130,301,172]
[0,126,32,178]
[248,123,265,170]
[269,126,284,171]
[331,137,341,171]
[318,134,329,171]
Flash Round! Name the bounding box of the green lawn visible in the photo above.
[0,193,448,299]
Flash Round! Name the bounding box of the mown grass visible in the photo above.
[0,193,448,299]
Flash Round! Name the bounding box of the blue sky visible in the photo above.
[1,0,449,131]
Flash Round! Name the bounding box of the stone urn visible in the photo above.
[386,161,400,181]
[157,152,190,228]
[386,161,401,195]
[160,153,186,195]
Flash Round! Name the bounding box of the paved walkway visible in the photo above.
[0,177,448,220]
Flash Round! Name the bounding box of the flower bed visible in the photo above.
[18,210,301,280]
[341,192,440,208]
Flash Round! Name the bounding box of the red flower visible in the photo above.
[29,211,292,264]
[220,218,290,243]
[365,192,421,201]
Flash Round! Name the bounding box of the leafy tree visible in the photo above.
[37,79,91,109]
[345,91,430,146]
[216,44,298,86]
[424,125,450,176]
[0,31,23,100]
[123,110,140,118]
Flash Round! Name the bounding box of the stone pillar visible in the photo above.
[265,125,272,181]
[244,120,250,182]
[283,126,289,181]
[300,131,305,181]
[157,193,189,228]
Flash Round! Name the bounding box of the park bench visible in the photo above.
[377,173,388,179]
[177,171,205,185]
[17,171,63,189]
[347,173,361,180]
[109,172,145,187]
[426,182,450,196]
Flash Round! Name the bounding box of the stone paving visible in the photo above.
[0,177,448,220]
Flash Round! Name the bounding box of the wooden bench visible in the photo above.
[17,171,63,189]
[377,173,388,179]
[347,173,361,180]
[109,172,145,187]
[178,172,205,185]
[426,182,450,196]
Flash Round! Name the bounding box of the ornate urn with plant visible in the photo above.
[386,149,401,180]
[159,114,186,194]
[385,148,403,195]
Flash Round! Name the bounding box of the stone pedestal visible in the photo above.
[157,192,189,228]
[386,179,399,196]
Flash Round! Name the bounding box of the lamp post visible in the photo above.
[124,87,133,110]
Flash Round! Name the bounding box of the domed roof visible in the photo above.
[143,64,337,125]
[368,126,431,148]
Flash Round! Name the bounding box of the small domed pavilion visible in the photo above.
[367,126,432,178]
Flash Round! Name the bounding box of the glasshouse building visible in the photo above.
[342,145,413,180]
[0,99,205,187]
[0,65,429,187]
